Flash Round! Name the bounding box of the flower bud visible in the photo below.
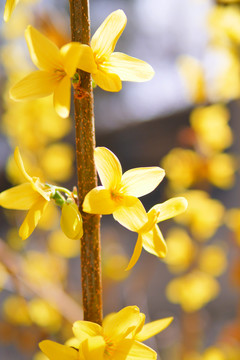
[60,202,83,240]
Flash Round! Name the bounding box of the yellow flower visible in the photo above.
[4,0,19,22]
[83,146,165,216]
[60,202,83,240]
[39,306,173,360]
[0,147,51,240]
[77,10,154,91]
[114,197,188,270]
[10,26,83,118]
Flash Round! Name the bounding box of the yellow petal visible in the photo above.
[82,336,105,360]
[125,235,143,271]
[10,71,58,101]
[135,317,173,341]
[25,25,62,71]
[114,339,156,360]
[53,76,71,118]
[91,10,127,59]
[142,226,167,258]
[151,197,188,223]
[94,147,122,189]
[92,69,122,92]
[72,320,102,341]
[77,44,98,74]
[39,340,78,360]
[113,199,147,232]
[19,197,49,240]
[121,167,165,197]
[83,187,118,214]
[105,52,155,81]
[4,0,18,22]
[104,306,140,342]
[60,42,84,77]
[14,147,32,182]
[0,183,40,210]
[60,202,83,240]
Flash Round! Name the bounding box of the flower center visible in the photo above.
[54,68,66,81]
[110,190,123,203]
[104,335,116,357]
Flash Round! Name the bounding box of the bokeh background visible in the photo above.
[0,0,240,359]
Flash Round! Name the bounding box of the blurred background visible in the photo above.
[0,0,240,359]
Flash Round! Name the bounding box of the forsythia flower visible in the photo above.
[77,10,154,91]
[83,146,165,219]
[3,0,19,22]
[0,147,51,240]
[10,26,83,118]
[39,306,173,360]
[115,197,188,270]
[60,202,83,240]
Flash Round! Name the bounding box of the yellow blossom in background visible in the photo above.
[28,298,62,332]
[3,295,31,326]
[175,191,225,241]
[207,153,235,189]
[0,263,8,291]
[203,347,225,360]
[225,208,240,245]
[40,306,173,360]
[10,26,83,118]
[37,202,60,231]
[0,147,52,240]
[48,230,80,258]
[77,10,154,91]
[166,270,220,312]
[4,0,19,22]
[113,197,188,270]
[60,202,83,240]
[198,244,227,277]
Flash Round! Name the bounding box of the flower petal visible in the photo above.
[105,52,155,82]
[125,235,143,271]
[121,167,165,197]
[4,0,18,22]
[19,197,49,240]
[60,202,83,240]
[25,25,62,71]
[142,226,167,258]
[83,187,119,214]
[82,336,105,360]
[10,71,58,101]
[92,69,122,92]
[151,197,188,223]
[114,339,156,360]
[94,147,122,189]
[104,306,140,342]
[0,183,40,210]
[60,42,84,77]
[39,340,78,360]
[77,44,98,74]
[135,317,173,342]
[91,10,127,59]
[113,199,147,232]
[14,147,32,182]
[72,320,102,341]
[53,75,71,118]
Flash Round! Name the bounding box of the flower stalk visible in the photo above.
[69,0,102,324]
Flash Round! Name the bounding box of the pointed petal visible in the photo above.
[4,0,18,22]
[125,235,143,271]
[114,339,156,360]
[91,10,127,59]
[94,147,122,189]
[53,76,71,118]
[60,202,83,240]
[151,197,188,223]
[60,42,83,77]
[39,340,78,360]
[72,320,102,341]
[92,69,122,92]
[83,187,119,214]
[25,25,62,71]
[113,199,147,232]
[14,147,32,182]
[10,71,58,101]
[82,336,105,360]
[104,306,140,342]
[105,52,154,82]
[19,198,48,240]
[142,226,167,258]
[77,44,98,74]
[135,317,173,341]
[121,167,165,197]
[0,183,40,210]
